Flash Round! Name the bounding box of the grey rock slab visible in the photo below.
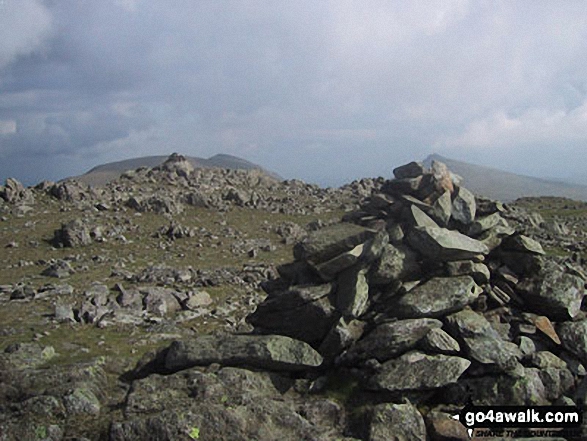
[368,243,421,285]
[558,320,587,364]
[366,402,427,441]
[408,226,489,261]
[293,223,377,264]
[313,243,364,280]
[165,334,323,372]
[517,261,584,321]
[367,351,470,392]
[451,186,477,225]
[392,276,481,319]
[342,318,442,364]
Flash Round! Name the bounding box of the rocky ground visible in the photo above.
[1,154,587,440]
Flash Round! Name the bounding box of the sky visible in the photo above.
[1,0,587,187]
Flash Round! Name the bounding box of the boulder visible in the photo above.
[165,335,323,372]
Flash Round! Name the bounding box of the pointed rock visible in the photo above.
[408,226,489,261]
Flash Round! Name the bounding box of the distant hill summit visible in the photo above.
[423,153,587,202]
[70,153,282,186]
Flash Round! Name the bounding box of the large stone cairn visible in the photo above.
[154,160,587,439]
[248,162,587,423]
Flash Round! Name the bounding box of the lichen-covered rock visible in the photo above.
[517,261,584,321]
[341,318,442,364]
[165,335,323,372]
[445,309,522,373]
[365,402,427,441]
[367,351,471,392]
[368,243,420,285]
[52,219,92,247]
[391,276,481,319]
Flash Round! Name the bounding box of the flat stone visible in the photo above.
[342,318,442,364]
[392,276,481,318]
[408,226,489,261]
[318,318,365,359]
[367,351,470,392]
[165,335,323,372]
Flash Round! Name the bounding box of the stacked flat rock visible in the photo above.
[242,160,587,438]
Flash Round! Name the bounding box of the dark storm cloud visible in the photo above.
[1,0,587,185]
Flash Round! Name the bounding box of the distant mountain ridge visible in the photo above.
[70,153,282,186]
[423,153,587,202]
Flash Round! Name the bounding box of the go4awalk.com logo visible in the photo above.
[452,405,583,438]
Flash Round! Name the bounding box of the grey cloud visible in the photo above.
[2,1,587,186]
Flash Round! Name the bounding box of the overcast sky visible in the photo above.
[1,0,587,186]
